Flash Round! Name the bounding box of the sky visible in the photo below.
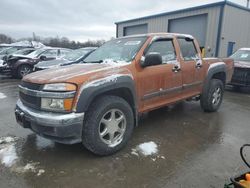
[0,0,247,42]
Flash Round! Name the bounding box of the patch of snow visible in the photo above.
[8,41,45,48]
[81,74,122,90]
[160,156,165,159]
[14,162,39,173]
[0,136,16,144]
[136,141,158,156]
[0,92,7,99]
[37,169,45,176]
[131,149,139,157]
[0,144,18,167]
[102,59,130,65]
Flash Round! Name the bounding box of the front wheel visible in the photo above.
[82,95,134,156]
[17,64,32,79]
[200,79,224,112]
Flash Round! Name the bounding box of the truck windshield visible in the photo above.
[231,50,250,62]
[64,49,90,61]
[84,37,147,63]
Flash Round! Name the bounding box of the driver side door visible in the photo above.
[138,37,183,112]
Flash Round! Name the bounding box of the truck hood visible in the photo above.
[23,62,130,84]
[234,61,250,68]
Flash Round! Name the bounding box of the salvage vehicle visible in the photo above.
[229,48,250,89]
[34,47,97,71]
[6,48,71,78]
[15,33,234,155]
[0,46,26,60]
[0,48,35,73]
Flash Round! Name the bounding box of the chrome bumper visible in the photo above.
[15,99,85,144]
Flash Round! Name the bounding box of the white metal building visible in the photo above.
[115,1,250,57]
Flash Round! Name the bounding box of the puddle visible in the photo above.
[0,136,45,176]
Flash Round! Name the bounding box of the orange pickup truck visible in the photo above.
[15,33,234,155]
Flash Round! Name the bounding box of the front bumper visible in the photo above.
[229,67,250,87]
[15,99,85,144]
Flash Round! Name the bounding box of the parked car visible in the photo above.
[34,47,97,71]
[6,47,71,78]
[229,48,250,89]
[0,48,36,73]
[0,46,26,60]
[15,33,234,155]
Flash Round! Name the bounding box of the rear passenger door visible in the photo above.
[139,37,183,112]
[177,37,204,98]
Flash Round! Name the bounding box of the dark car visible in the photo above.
[0,48,35,73]
[34,47,97,71]
[6,47,71,78]
[229,48,250,89]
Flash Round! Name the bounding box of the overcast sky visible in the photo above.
[0,0,247,42]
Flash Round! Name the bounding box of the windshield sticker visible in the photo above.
[241,54,249,58]
[124,41,141,46]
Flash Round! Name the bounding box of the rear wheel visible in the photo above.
[200,79,224,112]
[82,95,134,156]
[17,64,32,79]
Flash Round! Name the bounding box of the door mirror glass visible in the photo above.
[141,53,162,68]
[39,55,47,60]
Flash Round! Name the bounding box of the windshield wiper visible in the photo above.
[84,60,103,64]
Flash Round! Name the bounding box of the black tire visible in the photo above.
[200,79,224,112]
[17,64,32,79]
[82,95,134,156]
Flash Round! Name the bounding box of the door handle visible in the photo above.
[172,65,181,73]
[195,62,203,69]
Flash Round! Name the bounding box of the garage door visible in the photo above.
[168,14,207,47]
[123,24,148,36]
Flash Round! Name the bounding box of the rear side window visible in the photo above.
[178,38,198,61]
[41,49,58,58]
[145,39,176,64]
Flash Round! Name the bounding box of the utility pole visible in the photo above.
[247,0,250,8]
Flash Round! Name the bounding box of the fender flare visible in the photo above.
[75,74,138,125]
[203,62,227,92]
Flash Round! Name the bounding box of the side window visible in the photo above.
[40,49,58,58]
[178,38,198,61]
[145,39,176,64]
[60,49,70,57]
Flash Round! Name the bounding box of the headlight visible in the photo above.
[42,83,76,112]
[43,83,76,91]
[41,98,74,112]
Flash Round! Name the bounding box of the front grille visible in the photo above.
[19,82,43,109]
[20,81,42,90]
[231,68,250,86]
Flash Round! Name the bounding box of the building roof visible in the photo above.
[115,1,250,25]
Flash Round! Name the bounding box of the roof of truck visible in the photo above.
[118,32,194,39]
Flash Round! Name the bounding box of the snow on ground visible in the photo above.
[0,144,18,167]
[136,141,158,156]
[0,136,45,176]
[131,141,166,161]
[0,92,7,99]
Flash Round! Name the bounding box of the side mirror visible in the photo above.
[141,53,162,68]
[40,55,46,60]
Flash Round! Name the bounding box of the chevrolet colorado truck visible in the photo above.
[15,33,234,155]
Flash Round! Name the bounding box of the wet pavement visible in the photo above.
[1,75,250,188]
